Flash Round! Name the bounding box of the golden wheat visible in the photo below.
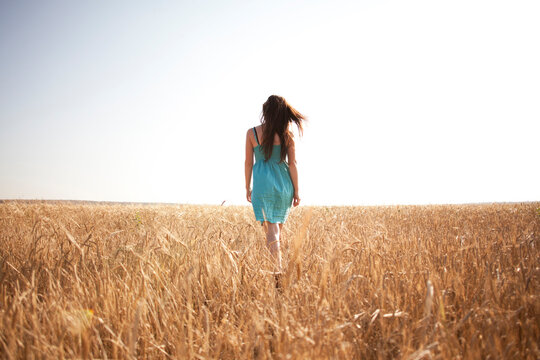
[0,201,538,359]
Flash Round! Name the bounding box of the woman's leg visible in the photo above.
[278,223,284,247]
[263,221,282,272]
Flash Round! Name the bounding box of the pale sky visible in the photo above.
[1,0,539,206]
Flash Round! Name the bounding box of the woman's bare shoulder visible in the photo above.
[246,126,259,137]
[246,126,259,147]
[287,134,296,146]
[247,125,261,132]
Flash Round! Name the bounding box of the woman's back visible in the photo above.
[252,125,285,164]
[253,125,282,145]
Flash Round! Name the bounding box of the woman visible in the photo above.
[245,95,305,274]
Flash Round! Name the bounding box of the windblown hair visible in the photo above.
[260,95,306,162]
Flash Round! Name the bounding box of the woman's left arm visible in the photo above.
[244,129,254,202]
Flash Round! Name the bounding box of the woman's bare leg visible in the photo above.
[278,223,284,248]
[264,222,282,272]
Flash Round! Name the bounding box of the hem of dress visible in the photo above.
[255,217,287,225]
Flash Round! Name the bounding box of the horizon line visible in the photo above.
[1,199,538,207]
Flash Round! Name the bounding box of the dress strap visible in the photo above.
[252,127,260,145]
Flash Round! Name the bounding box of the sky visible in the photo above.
[1,0,539,206]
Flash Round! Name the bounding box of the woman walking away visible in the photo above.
[244,95,305,283]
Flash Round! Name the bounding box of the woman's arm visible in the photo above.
[287,138,301,207]
[245,129,254,202]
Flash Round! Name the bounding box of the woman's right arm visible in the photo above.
[287,138,300,207]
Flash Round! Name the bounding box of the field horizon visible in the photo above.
[1,199,538,207]
[1,201,538,358]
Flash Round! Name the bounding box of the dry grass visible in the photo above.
[0,201,538,359]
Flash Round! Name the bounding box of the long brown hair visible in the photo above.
[260,95,306,162]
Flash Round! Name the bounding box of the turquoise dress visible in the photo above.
[251,128,294,224]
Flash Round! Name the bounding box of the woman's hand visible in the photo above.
[246,188,252,203]
[293,193,301,207]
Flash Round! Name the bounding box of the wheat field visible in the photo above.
[0,201,538,359]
